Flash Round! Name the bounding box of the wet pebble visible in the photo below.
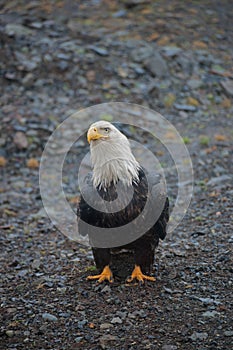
[100,323,113,330]
[101,285,111,293]
[144,52,168,78]
[6,330,14,337]
[202,311,219,318]
[162,345,178,350]
[190,331,208,341]
[207,175,232,186]
[5,24,33,37]
[174,104,197,112]
[224,331,233,337]
[42,312,58,322]
[75,336,83,343]
[187,79,203,90]
[90,46,109,56]
[162,46,182,57]
[221,79,233,97]
[99,334,118,349]
[13,131,28,149]
[111,316,123,324]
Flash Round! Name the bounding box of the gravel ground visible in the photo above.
[0,1,233,349]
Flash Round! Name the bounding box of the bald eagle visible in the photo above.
[77,121,169,283]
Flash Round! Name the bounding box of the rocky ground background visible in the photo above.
[0,1,233,349]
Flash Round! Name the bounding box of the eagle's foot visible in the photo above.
[87,265,113,283]
[127,265,155,283]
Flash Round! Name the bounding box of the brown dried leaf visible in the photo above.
[214,134,228,142]
[27,158,39,168]
[147,32,160,42]
[0,156,7,166]
[221,98,231,108]
[157,36,170,46]
[86,70,96,82]
[187,97,199,106]
[164,93,176,108]
[141,8,153,15]
[4,209,17,216]
[164,131,176,140]
[193,41,207,49]
[205,146,217,154]
[69,196,80,204]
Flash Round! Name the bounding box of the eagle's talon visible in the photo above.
[87,265,113,283]
[127,265,156,283]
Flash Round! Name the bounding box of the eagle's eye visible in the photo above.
[104,127,110,132]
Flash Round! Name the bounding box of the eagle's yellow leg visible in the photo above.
[127,265,155,283]
[87,265,113,283]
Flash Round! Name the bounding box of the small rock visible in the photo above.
[162,46,182,57]
[44,54,53,62]
[101,285,111,293]
[77,319,88,328]
[15,51,38,71]
[22,73,35,85]
[42,312,58,322]
[31,259,41,270]
[197,297,215,304]
[112,10,127,18]
[57,60,69,70]
[221,79,233,97]
[57,287,67,293]
[162,345,178,350]
[14,131,28,149]
[174,104,197,112]
[190,331,208,341]
[56,53,71,60]
[7,307,17,313]
[207,175,232,186]
[202,311,219,318]
[132,309,147,318]
[100,323,113,330]
[99,334,118,349]
[30,208,48,219]
[5,24,33,37]
[224,331,233,337]
[187,79,203,90]
[28,22,43,29]
[90,46,109,56]
[0,137,6,147]
[6,330,14,337]
[133,65,145,75]
[75,336,83,343]
[179,111,188,118]
[116,311,127,319]
[111,316,122,324]
[144,52,168,77]
[177,56,193,74]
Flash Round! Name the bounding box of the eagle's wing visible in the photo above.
[143,168,169,238]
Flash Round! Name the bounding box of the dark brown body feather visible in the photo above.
[78,169,169,275]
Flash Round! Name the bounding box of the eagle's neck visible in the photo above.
[90,140,140,189]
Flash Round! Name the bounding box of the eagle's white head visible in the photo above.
[87,121,140,189]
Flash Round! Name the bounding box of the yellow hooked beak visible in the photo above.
[87,127,108,143]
